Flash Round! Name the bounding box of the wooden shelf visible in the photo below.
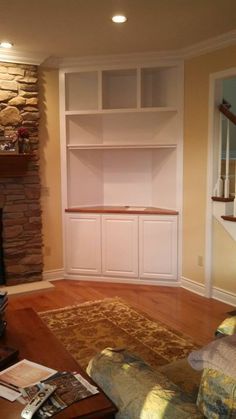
[65,107,177,116]
[67,143,177,150]
[0,154,31,177]
[65,205,179,215]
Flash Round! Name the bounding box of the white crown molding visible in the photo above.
[43,30,236,69]
[181,29,236,59]
[0,48,49,66]
[42,50,182,69]
[1,30,236,68]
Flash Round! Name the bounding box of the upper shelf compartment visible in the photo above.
[141,66,178,108]
[102,69,137,110]
[64,65,180,113]
[65,71,99,112]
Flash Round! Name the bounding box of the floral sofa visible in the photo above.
[87,317,236,419]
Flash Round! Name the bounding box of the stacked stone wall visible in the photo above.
[0,62,42,285]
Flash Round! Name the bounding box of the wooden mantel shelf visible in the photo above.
[0,154,31,177]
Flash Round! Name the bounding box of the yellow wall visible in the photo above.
[183,45,236,287]
[212,219,236,292]
[38,68,63,272]
[38,45,236,288]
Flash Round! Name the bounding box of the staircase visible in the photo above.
[212,100,236,240]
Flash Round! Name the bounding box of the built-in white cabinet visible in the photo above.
[65,214,101,275]
[65,213,178,281]
[102,215,138,277]
[60,57,183,284]
[139,215,178,280]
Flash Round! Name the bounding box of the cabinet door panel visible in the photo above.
[66,214,101,275]
[102,215,138,277]
[139,216,177,280]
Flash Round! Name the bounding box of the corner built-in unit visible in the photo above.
[59,58,183,284]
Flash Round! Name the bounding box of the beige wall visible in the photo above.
[183,45,236,288]
[212,219,236,292]
[38,68,63,272]
[37,45,236,286]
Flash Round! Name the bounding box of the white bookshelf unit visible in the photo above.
[60,58,183,284]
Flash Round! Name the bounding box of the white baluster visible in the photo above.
[224,119,230,198]
[213,112,223,197]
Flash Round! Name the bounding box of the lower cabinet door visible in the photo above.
[102,215,138,277]
[139,215,178,280]
[65,214,101,275]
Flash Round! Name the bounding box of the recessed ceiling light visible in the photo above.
[0,41,13,49]
[112,15,127,23]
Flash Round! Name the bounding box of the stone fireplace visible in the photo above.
[0,62,43,285]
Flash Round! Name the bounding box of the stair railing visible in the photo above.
[219,102,236,125]
[224,117,230,198]
[215,100,236,217]
[213,112,223,197]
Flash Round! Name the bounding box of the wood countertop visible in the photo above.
[65,206,178,215]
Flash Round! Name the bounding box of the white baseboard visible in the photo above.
[181,277,236,306]
[181,276,205,296]
[43,269,64,281]
[212,286,236,307]
[63,273,181,287]
[41,271,235,307]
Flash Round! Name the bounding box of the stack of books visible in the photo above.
[0,291,8,337]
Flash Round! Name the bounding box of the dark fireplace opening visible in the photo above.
[0,209,5,285]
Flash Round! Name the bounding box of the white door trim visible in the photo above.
[205,67,236,298]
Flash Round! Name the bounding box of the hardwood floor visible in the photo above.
[5,279,234,346]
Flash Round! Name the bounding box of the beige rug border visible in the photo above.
[38,296,121,315]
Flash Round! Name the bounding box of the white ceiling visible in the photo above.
[0,0,236,63]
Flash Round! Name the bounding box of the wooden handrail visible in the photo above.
[219,103,236,125]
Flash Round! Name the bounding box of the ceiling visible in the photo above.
[0,0,236,63]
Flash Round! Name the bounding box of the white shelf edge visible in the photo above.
[65,107,178,116]
[67,144,177,150]
[136,107,177,113]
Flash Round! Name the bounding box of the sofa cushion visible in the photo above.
[188,333,236,379]
[87,348,202,419]
[215,316,236,337]
[188,334,236,418]
[197,368,236,418]
[157,358,202,401]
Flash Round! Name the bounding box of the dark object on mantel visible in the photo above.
[0,345,19,370]
[0,320,7,337]
[0,291,8,338]
[0,154,31,177]
[0,208,5,285]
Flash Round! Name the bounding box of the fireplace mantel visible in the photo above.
[0,154,31,177]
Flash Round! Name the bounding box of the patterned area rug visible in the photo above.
[39,297,198,371]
